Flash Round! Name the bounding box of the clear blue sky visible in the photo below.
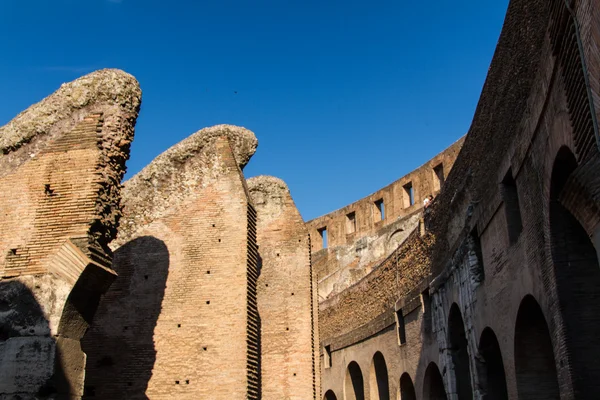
[0,0,508,221]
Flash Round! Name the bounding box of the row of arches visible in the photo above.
[325,297,550,400]
[325,146,600,399]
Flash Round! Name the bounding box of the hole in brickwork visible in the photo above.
[396,309,406,345]
[291,292,294,296]
[9,249,17,255]
[374,199,385,221]
[212,224,215,227]
[286,327,289,331]
[265,283,269,287]
[206,270,210,274]
[218,238,221,242]
[345,361,365,400]
[177,324,181,328]
[127,382,132,387]
[44,184,53,195]
[502,168,523,244]
[175,381,179,385]
[144,275,148,280]
[549,147,600,396]
[277,253,280,257]
[433,163,445,192]
[186,380,190,384]
[479,328,508,400]
[97,356,114,367]
[318,227,328,249]
[206,301,210,305]
[123,326,128,331]
[346,211,357,233]
[403,182,414,208]
[324,345,332,369]
[422,362,446,400]
[515,295,559,400]
[400,373,417,400]
[448,304,472,400]
[370,351,390,400]
[203,347,207,351]
[293,373,297,376]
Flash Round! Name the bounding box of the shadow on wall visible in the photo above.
[82,236,169,399]
[0,280,70,398]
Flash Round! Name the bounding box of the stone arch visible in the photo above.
[369,351,390,400]
[448,303,472,400]
[398,372,416,400]
[478,327,508,400]
[324,389,338,400]
[344,361,365,400]
[514,295,559,400]
[549,146,600,397]
[423,362,447,400]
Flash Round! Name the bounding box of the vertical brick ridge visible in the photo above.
[550,0,598,161]
[308,233,318,400]
[3,114,105,277]
[247,203,260,399]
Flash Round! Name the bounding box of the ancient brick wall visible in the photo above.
[0,69,141,399]
[307,141,462,301]
[248,176,318,400]
[319,0,600,399]
[82,126,260,399]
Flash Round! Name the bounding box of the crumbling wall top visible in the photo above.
[117,125,258,245]
[0,69,141,154]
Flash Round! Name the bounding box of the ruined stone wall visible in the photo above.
[248,176,318,400]
[0,69,141,399]
[82,126,260,399]
[320,0,600,399]
[308,141,462,300]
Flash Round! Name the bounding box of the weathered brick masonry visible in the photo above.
[248,176,319,400]
[82,126,261,399]
[318,1,600,400]
[0,69,141,399]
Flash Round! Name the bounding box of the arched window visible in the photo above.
[344,361,365,400]
[399,373,416,400]
[423,362,447,400]
[448,303,472,400]
[369,352,389,400]
[549,146,600,397]
[478,328,508,400]
[324,389,338,400]
[514,295,559,399]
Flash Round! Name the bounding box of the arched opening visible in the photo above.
[399,373,416,400]
[324,389,338,400]
[549,146,600,397]
[448,303,473,400]
[514,295,559,400]
[344,361,365,400]
[423,362,447,400]
[369,351,390,400]
[478,328,508,400]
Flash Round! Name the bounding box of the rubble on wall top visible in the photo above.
[0,68,142,154]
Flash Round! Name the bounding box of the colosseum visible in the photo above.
[1,0,599,399]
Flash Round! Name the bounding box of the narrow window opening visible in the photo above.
[502,169,523,244]
[374,199,385,221]
[346,212,357,234]
[324,345,332,368]
[421,289,432,333]
[469,227,485,283]
[396,309,407,345]
[318,227,328,249]
[433,163,444,191]
[403,182,414,208]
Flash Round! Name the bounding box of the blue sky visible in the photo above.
[0,0,508,221]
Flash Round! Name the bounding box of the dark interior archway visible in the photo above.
[324,389,338,400]
[448,303,473,400]
[423,362,447,400]
[514,295,559,400]
[370,352,390,400]
[399,373,416,400]
[478,328,508,400]
[549,146,600,398]
[345,361,365,400]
